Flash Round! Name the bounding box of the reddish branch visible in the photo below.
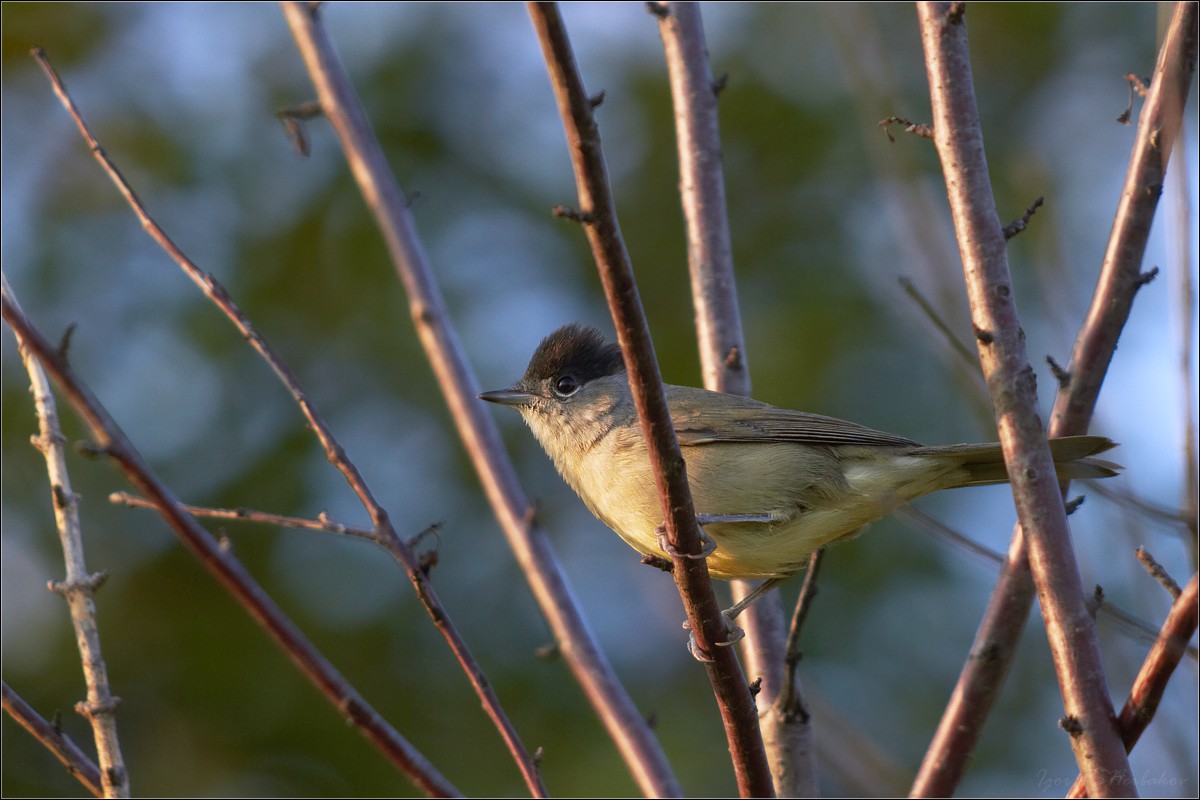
[912,3,1198,795]
[280,4,679,796]
[1068,574,1199,797]
[30,46,535,796]
[3,681,103,797]
[529,3,773,796]
[914,2,1141,796]
[1,288,459,799]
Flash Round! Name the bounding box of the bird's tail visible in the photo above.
[916,435,1121,488]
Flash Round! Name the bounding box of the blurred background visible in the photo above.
[2,2,1196,796]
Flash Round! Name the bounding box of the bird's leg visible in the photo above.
[655,512,785,560]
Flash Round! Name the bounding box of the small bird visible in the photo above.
[480,323,1119,623]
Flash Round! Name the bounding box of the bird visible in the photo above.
[480,323,1119,627]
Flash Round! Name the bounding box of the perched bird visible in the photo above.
[480,323,1119,622]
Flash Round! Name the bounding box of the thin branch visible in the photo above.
[914,3,1133,795]
[654,2,807,794]
[1,281,459,798]
[30,45,542,796]
[109,492,380,542]
[1136,547,1183,599]
[2,681,104,798]
[780,549,825,719]
[1066,573,1200,798]
[529,3,772,796]
[5,275,130,799]
[913,3,1199,795]
[279,4,678,796]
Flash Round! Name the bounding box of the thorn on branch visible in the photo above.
[722,345,742,371]
[1135,266,1159,288]
[946,2,966,23]
[1135,546,1183,599]
[1003,196,1045,239]
[532,746,545,768]
[1064,495,1085,516]
[1058,715,1084,737]
[276,102,323,158]
[1117,74,1151,124]
[48,571,108,597]
[56,322,77,361]
[712,73,729,96]
[972,324,994,344]
[645,1,669,18]
[588,90,606,109]
[878,116,934,143]
[748,677,762,697]
[1046,354,1071,389]
[640,553,674,572]
[552,205,596,224]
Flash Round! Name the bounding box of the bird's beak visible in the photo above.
[479,387,536,407]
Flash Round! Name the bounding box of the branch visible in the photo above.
[1067,573,1199,798]
[3,681,104,798]
[1,281,459,798]
[30,45,542,796]
[654,2,809,794]
[914,3,1133,796]
[279,4,679,796]
[5,275,130,798]
[912,3,1198,794]
[529,3,773,796]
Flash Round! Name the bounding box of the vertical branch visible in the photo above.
[915,3,1133,796]
[654,2,813,795]
[913,3,1198,794]
[5,276,130,799]
[529,3,773,796]
[280,4,680,796]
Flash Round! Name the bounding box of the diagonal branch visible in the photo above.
[530,3,773,796]
[30,44,543,796]
[2,681,104,798]
[1,281,459,799]
[279,3,679,796]
[6,275,130,799]
[914,3,1134,796]
[912,2,1198,794]
[1067,573,1199,798]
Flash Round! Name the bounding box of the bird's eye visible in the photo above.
[553,375,580,397]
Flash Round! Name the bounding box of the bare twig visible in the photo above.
[2,681,104,798]
[5,276,130,798]
[912,4,1198,795]
[1136,547,1184,599]
[1001,196,1044,240]
[1066,573,1199,798]
[31,44,541,795]
[914,3,1134,795]
[1,282,459,798]
[780,550,825,720]
[878,115,934,141]
[529,3,772,796]
[109,492,380,542]
[280,4,678,795]
[654,2,806,794]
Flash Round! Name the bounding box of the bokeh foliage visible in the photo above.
[3,3,1196,797]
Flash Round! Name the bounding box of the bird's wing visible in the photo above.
[666,385,922,449]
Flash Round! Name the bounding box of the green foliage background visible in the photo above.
[2,3,1196,797]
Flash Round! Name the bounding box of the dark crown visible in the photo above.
[522,323,625,385]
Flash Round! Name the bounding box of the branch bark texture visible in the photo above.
[913,2,1198,794]
[530,2,773,795]
[915,3,1133,796]
[281,4,679,796]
